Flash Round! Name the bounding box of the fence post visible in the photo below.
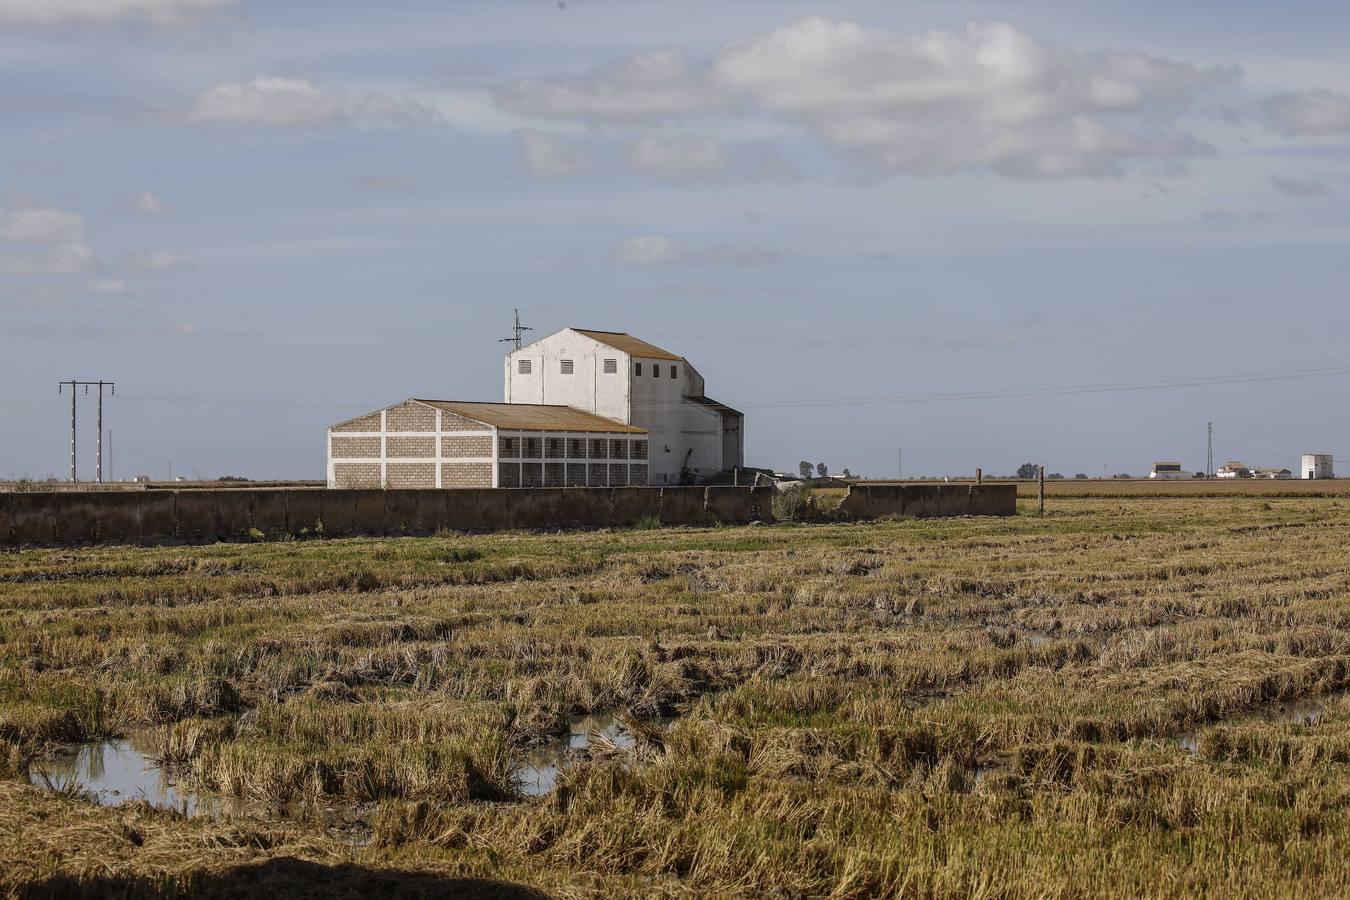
[1038,465,1045,515]
[976,467,982,485]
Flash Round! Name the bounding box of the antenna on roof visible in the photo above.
[498,308,533,351]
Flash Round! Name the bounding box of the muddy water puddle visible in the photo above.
[28,729,223,816]
[28,730,371,843]
[515,711,653,797]
[1177,699,1327,753]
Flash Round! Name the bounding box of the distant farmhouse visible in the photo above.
[328,328,743,489]
[1215,461,1251,479]
[1149,462,1192,480]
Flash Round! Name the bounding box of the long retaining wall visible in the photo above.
[0,483,1014,547]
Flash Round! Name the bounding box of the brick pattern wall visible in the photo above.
[331,436,380,458]
[544,462,565,487]
[609,464,629,487]
[630,464,648,484]
[521,462,544,487]
[499,437,519,458]
[386,401,436,432]
[387,463,436,489]
[632,440,648,460]
[588,463,608,486]
[442,463,491,487]
[443,435,492,457]
[566,463,587,486]
[334,463,381,488]
[609,439,629,459]
[441,411,486,432]
[387,436,435,457]
[332,413,382,433]
[499,463,520,488]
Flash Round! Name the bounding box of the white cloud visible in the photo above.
[497,49,715,123]
[1263,89,1350,136]
[611,236,685,266]
[498,18,1236,179]
[0,204,85,244]
[0,242,93,275]
[610,235,783,267]
[132,191,167,215]
[625,134,730,180]
[128,249,192,271]
[1270,175,1333,198]
[87,277,133,296]
[0,0,235,27]
[0,201,92,275]
[512,128,589,177]
[187,76,430,127]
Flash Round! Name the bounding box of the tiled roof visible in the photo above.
[572,329,683,361]
[413,400,646,434]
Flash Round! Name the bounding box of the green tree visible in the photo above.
[1016,463,1039,479]
[816,462,829,478]
[798,461,814,479]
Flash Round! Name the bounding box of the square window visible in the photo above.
[603,358,617,374]
[560,359,574,374]
[518,359,532,375]
[634,362,642,376]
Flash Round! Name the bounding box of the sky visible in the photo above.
[2,0,1348,481]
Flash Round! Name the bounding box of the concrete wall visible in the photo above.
[0,482,1011,547]
[835,483,1016,520]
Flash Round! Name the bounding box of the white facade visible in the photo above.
[1149,462,1192,480]
[1301,454,1334,480]
[504,328,743,484]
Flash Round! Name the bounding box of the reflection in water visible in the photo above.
[28,730,217,815]
[1176,700,1327,753]
[514,712,639,797]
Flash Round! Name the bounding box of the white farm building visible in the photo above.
[327,327,742,488]
[1149,462,1192,480]
[1301,454,1334,480]
[503,328,743,485]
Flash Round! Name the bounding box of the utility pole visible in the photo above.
[58,380,114,483]
[1038,465,1046,515]
[1207,421,1214,479]
[498,308,533,351]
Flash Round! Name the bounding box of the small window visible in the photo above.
[651,363,658,378]
[634,363,642,376]
[560,359,574,375]
[669,364,677,379]
[518,359,532,375]
[603,358,617,374]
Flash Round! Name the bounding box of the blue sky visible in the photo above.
[2,0,1348,480]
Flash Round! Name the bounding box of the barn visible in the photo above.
[327,399,649,489]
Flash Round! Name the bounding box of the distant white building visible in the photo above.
[1215,461,1250,479]
[1253,467,1293,480]
[504,328,743,485]
[1149,462,1192,480]
[1301,453,1334,480]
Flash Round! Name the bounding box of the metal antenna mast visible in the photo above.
[58,380,115,483]
[498,308,533,351]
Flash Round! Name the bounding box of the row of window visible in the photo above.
[498,462,649,488]
[516,357,678,379]
[499,437,649,460]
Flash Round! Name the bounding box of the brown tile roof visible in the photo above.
[413,400,646,434]
[572,329,683,361]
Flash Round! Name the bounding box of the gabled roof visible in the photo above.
[571,329,683,361]
[413,400,646,434]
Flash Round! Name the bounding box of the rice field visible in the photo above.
[3,495,1350,897]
